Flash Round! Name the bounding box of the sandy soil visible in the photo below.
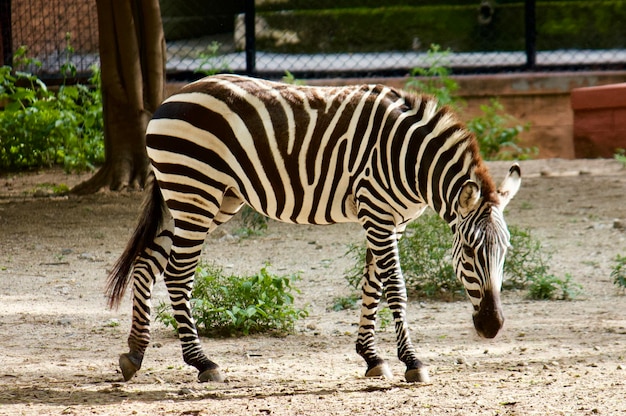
[0,158,625,416]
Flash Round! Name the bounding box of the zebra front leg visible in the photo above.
[120,229,173,381]
[356,249,393,379]
[164,232,223,382]
[386,272,430,383]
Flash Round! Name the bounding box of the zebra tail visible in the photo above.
[105,175,166,309]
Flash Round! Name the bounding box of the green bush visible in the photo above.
[503,225,550,290]
[156,263,308,337]
[344,214,459,299]
[344,213,575,300]
[252,2,626,53]
[527,273,581,301]
[611,255,626,291]
[405,45,535,161]
[0,47,104,172]
[614,149,626,168]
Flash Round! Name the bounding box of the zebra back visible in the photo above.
[147,74,496,229]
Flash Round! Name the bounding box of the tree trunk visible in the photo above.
[72,0,165,194]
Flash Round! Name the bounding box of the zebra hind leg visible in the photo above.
[165,194,244,382]
[120,225,173,381]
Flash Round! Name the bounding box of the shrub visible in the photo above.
[156,263,308,337]
[527,273,581,301]
[405,45,535,161]
[611,255,626,291]
[504,225,550,290]
[614,149,626,168]
[344,213,575,300]
[344,213,459,300]
[0,47,104,172]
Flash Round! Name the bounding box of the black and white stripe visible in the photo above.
[107,74,521,383]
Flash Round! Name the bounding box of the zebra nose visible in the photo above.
[472,290,504,339]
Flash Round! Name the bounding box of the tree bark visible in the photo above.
[72,0,165,194]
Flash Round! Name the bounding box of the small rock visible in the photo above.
[79,253,96,261]
[57,318,72,326]
[613,219,625,230]
[33,189,52,197]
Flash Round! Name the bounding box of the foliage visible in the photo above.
[329,293,361,311]
[527,273,581,301]
[405,44,459,109]
[614,149,626,168]
[282,70,305,85]
[503,225,550,290]
[405,44,535,161]
[195,41,231,76]
[156,263,308,337]
[610,255,626,291]
[235,206,269,237]
[253,3,626,53]
[466,100,534,160]
[0,47,104,172]
[345,213,459,299]
[344,213,576,300]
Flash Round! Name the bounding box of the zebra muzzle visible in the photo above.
[472,290,504,339]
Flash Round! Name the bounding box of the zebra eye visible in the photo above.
[463,245,474,258]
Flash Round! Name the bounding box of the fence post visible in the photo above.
[524,0,536,69]
[0,0,12,67]
[244,0,256,76]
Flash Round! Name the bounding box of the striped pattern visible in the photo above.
[107,74,520,384]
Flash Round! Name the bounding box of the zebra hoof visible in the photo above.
[198,367,224,383]
[119,353,141,381]
[405,367,430,383]
[365,362,393,379]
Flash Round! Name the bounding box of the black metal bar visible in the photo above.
[0,0,12,67]
[524,0,536,70]
[244,0,256,76]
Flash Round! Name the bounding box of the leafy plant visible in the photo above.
[610,255,626,291]
[527,273,581,301]
[377,306,393,331]
[195,41,231,76]
[329,293,361,311]
[614,149,626,168]
[405,44,459,109]
[345,213,459,300]
[466,100,534,160]
[0,47,104,172]
[503,225,550,290]
[344,213,575,300]
[282,70,305,85]
[234,206,269,237]
[156,263,308,336]
[405,44,533,161]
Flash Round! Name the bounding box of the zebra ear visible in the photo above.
[458,180,481,216]
[497,163,522,210]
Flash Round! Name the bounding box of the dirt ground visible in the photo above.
[0,158,625,416]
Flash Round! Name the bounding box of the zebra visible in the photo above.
[106,74,521,384]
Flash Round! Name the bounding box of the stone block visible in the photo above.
[571,83,626,158]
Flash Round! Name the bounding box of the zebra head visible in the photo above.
[452,164,521,339]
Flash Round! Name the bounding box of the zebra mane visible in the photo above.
[398,89,497,205]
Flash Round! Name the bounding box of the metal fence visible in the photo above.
[1,0,625,81]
